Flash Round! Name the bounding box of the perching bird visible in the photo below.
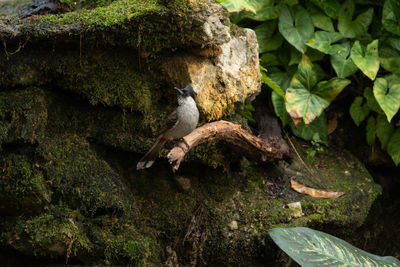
[136,85,199,170]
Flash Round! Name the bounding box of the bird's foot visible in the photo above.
[176,138,190,153]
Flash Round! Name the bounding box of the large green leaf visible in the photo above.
[330,41,358,78]
[278,5,314,53]
[290,112,328,145]
[364,87,384,114]
[380,56,400,76]
[306,31,345,54]
[376,114,395,150]
[255,21,284,53]
[373,78,400,122]
[285,55,350,125]
[350,40,380,80]
[269,227,400,266]
[387,128,400,166]
[349,96,370,126]
[338,0,373,38]
[310,0,341,19]
[382,0,400,36]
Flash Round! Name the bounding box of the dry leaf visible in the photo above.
[290,179,345,199]
[287,202,304,217]
[327,114,338,135]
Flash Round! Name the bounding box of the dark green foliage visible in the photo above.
[220,0,400,165]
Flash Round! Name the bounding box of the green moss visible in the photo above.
[0,154,51,214]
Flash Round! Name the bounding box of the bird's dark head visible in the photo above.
[174,85,197,99]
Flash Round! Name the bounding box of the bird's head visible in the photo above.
[174,85,197,99]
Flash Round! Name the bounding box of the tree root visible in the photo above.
[167,120,291,172]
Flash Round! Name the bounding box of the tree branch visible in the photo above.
[167,120,291,172]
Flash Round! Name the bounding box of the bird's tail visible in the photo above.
[136,137,166,170]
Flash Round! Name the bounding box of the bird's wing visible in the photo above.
[158,110,179,135]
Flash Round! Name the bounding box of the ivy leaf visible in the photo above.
[366,116,376,145]
[350,40,380,80]
[338,0,373,38]
[376,114,395,150]
[387,128,400,166]
[349,96,370,126]
[373,77,400,122]
[330,41,358,78]
[306,31,345,54]
[278,5,314,53]
[310,0,341,19]
[255,21,284,53]
[382,0,400,36]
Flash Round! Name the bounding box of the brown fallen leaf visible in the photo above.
[290,179,345,199]
[327,114,338,135]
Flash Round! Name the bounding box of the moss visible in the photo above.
[2,205,91,259]
[36,134,134,217]
[0,153,51,214]
[0,88,47,144]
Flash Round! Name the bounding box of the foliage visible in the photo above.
[219,0,400,165]
[269,227,400,266]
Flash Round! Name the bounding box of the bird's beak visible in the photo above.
[174,87,184,95]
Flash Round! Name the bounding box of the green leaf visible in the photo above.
[313,78,351,102]
[380,56,400,76]
[269,227,400,266]
[306,31,345,54]
[306,3,335,32]
[278,5,314,53]
[376,114,395,150]
[285,55,350,125]
[382,0,400,36]
[350,40,380,80]
[366,115,376,145]
[350,96,370,126]
[387,128,400,165]
[255,21,284,53]
[288,46,324,66]
[261,72,285,97]
[364,87,384,113]
[373,77,400,122]
[272,91,291,126]
[269,72,292,91]
[310,0,341,19]
[220,0,257,13]
[286,86,330,124]
[330,41,359,78]
[290,113,328,145]
[338,0,373,38]
[260,53,281,66]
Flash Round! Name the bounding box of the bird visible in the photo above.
[136,85,199,170]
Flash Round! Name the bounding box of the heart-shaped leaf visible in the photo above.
[278,4,314,52]
[330,41,358,78]
[373,77,400,122]
[313,78,351,102]
[350,40,380,80]
[306,31,344,54]
[349,96,370,126]
[338,0,373,38]
[255,21,284,53]
[269,227,400,266]
[382,0,400,36]
[387,128,400,166]
[380,56,400,76]
[364,87,384,114]
[376,114,395,150]
[310,0,341,19]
